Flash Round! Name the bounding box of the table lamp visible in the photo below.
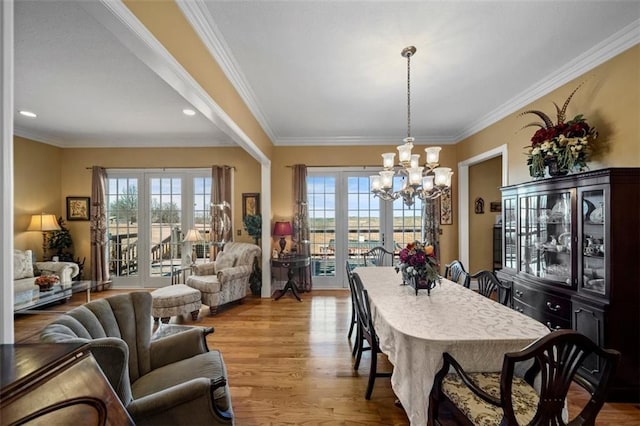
[273,221,293,255]
[183,229,203,266]
[27,213,61,256]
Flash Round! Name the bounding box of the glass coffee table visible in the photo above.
[15,280,106,313]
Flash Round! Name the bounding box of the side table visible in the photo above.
[271,255,310,301]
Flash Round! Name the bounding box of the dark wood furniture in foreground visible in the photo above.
[429,330,620,425]
[499,167,639,402]
[1,343,133,425]
[271,255,310,301]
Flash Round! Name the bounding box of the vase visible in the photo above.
[409,275,436,296]
[547,159,568,177]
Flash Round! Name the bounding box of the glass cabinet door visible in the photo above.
[519,190,573,286]
[503,196,517,270]
[580,187,606,295]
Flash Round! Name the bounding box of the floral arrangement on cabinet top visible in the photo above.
[522,84,598,178]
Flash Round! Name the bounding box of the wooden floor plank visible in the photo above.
[13,289,640,425]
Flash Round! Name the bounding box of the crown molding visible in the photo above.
[177,0,277,143]
[14,127,66,147]
[454,19,640,142]
[275,135,458,147]
[14,125,235,148]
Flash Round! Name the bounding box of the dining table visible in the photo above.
[353,266,549,426]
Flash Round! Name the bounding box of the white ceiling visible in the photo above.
[14,0,640,149]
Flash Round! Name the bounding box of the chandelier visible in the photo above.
[370,46,453,207]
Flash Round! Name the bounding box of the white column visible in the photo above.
[1,0,14,343]
[261,162,271,298]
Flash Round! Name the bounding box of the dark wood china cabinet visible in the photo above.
[498,168,639,402]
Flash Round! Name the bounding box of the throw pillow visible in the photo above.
[214,251,236,271]
[14,250,34,279]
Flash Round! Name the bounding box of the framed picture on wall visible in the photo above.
[242,193,260,218]
[66,196,90,221]
[440,191,453,225]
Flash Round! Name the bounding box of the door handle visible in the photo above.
[546,302,561,312]
[546,322,561,330]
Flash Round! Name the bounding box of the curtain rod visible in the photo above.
[86,166,236,170]
[286,165,380,169]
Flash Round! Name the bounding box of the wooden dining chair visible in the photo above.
[471,269,512,306]
[363,246,395,267]
[345,261,358,348]
[351,272,392,399]
[444,260,470,288]
[429,330,620,426]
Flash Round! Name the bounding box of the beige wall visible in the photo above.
[457,45,640,185]
[468,156,502,273]
[13,137,62,260]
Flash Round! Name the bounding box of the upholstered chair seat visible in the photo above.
[441,371,539,426]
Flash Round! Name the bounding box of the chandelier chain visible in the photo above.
[407,51,411,139]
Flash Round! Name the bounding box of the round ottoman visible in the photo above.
[151,284,202,323]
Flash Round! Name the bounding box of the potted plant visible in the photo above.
[47,217,73,261]
[243,214,262,244]
[243,214,262,296]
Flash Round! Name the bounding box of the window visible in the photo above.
[307,169,423,289]
[106,170,211,287]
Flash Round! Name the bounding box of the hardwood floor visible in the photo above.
[13,289,640,425]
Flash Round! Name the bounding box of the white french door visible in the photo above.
[308,168,424,289]
[106,169,211,288]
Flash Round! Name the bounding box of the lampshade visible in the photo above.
[183,229,203,243]
[27,214,61,232]
[273,221,293,237]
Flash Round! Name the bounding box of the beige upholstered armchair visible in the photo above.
[40,292,233,426]
[187,242,261,315]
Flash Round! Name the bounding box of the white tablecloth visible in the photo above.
[354,267,549,426]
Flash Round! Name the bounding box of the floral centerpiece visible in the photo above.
[35,274,59,291]
[395,241,440,295]
[522,84,598,178]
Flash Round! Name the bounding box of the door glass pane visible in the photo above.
[193,177,212,263]
[519,191,572,285]
[346,176,381,267]
[106,178,139,277]
[308,176,336,277]
[503,197,517,269]
[392,174,423,248]
[581,189,605,294]
[150,178,182,277]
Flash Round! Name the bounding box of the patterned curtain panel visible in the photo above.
[90,166,110,284]
[422,198,441,273]
[292,164,312,291]
[210,166,233,259]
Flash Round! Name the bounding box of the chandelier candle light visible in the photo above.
[370,46,453,207]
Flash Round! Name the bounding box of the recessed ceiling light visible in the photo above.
[19,110,37,118]
[183,108,196,116]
